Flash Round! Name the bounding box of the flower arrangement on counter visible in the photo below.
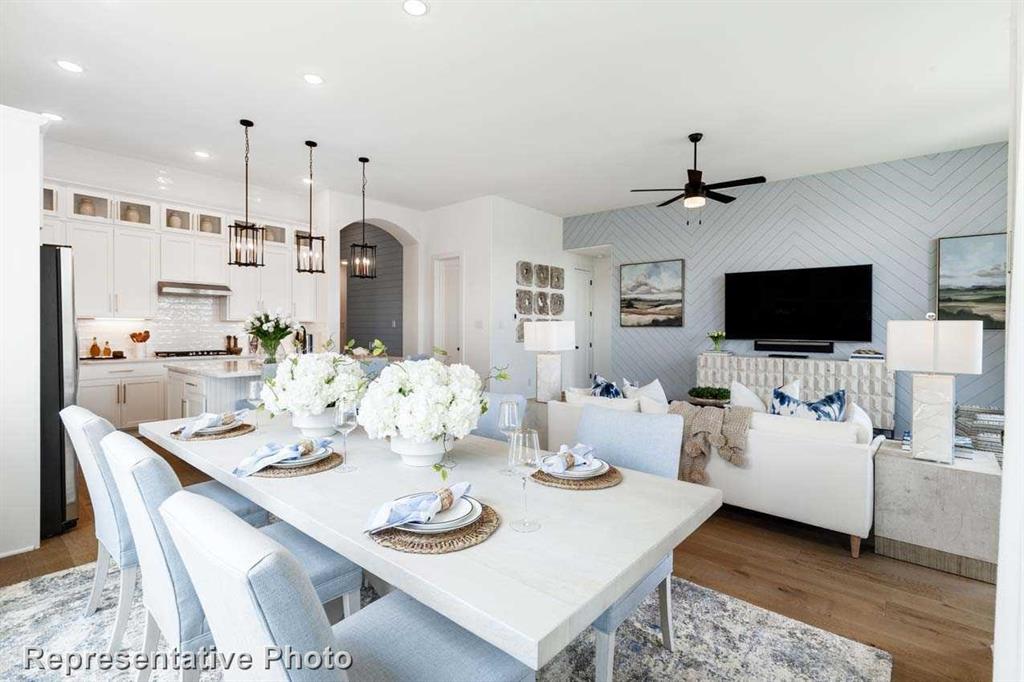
[244,310,296,363]
[261,352,367,418]
[707,329,726,352]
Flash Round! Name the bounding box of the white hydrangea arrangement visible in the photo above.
[357,358,485,444]
[261,352,367,417]
[244,310,296,362]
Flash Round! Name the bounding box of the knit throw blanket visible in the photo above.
[669,402,753,484]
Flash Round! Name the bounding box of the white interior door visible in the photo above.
[434,256,462,363]
[568,266,593,387]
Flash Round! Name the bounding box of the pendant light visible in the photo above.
[296,140,325,273]
[349,156,377,279]
[228,119,266,267]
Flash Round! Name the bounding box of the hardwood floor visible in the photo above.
[0,439,995,681]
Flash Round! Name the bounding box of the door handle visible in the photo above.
[116,384,121,404]
[181,399,187,417]
[123,383,127,403]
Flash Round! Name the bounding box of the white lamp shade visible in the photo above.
[524,320,575,352]
[886,319,984,374]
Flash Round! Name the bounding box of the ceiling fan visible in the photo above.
[632,133,766,209]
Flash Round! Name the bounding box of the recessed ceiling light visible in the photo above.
[403,0,428,16]
[193,150,210,159]
[302,178,314,185]
[56,60,84,73]
[41,112,64,122]
[303,73,324,85]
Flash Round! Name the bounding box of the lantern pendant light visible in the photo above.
[296,140,325,274]
[349,156,377,279]
[228,119,266,267]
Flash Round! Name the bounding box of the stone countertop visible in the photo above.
[81,354,259,365]
[165,360,264,379]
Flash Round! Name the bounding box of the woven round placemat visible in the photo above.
[251,452,345,478]
[531,465,622,490]
[370,504,501,554]
[170,423,255,441]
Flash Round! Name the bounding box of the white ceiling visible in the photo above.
[1,1,1012,217]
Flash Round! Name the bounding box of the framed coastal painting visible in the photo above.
[619,259,684,327]
[937,232,1006,330]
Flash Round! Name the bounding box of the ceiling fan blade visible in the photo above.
[631,188,685,192]
[687,169,702,186]
[704,176,766,191]
[657,192,688,208]
[706,190,736,204]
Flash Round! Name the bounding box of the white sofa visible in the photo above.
[548,399,884,556]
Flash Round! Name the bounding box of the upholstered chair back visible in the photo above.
[59,406,135,567]
[473,392,528,441]
[160,491,343,682]
[102,432,208,651]
[575,405,683,479]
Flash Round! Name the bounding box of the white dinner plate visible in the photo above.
[545,458,610,480]
[194,420,242,435]
[399,495,474,528]
[271,447,332,469]
[399,497,483,534]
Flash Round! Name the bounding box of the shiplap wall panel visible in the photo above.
[342,223,403,355]
[564,144,1008,433]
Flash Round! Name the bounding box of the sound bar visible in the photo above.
[754,339,834,354]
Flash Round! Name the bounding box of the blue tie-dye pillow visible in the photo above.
[771,388,847,422]
[590,375,623,398]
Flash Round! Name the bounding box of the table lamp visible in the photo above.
[886,313,983,464]
[524,320,575,403]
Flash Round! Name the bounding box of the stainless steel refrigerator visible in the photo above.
[40,244,79,537]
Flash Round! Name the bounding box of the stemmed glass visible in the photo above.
[509,428,542,533]
[246,380,265,428]
[498,400,521,476]
[332,400,359,473]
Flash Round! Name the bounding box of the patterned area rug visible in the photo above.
[0,563,892,681]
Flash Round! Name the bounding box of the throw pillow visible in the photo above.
[590,375,623,398]
[622,377,668,404]
[845,402,873,444]
[565,392,641,412]
[639,395,670,414]
[729,381,766,412]
[771,388,847,422]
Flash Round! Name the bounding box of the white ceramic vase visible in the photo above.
[292,411,337,438]
[390,436,446,467]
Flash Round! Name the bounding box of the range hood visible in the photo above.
[157,281,232,297]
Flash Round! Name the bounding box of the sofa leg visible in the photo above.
[850,535,861,558]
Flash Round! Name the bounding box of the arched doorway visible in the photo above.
[339,220,408,356]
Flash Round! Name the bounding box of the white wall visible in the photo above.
[591,255,613,379]
[0,106,46,557]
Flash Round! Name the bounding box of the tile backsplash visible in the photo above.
[77,295,327,356]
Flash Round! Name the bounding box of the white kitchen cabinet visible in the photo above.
[261,247,292,315]
[165,372,205,419]
[40,217,66,245]
[113,229,158,317]
[160,234,195,281]
[43,185,61,216]
[120,377,164,428]
[77,379,121,425]
[165,373,184,419]
[226,261,260,320]
[292,267,318,322]
[194,239,227,284]
[68,221,115,317]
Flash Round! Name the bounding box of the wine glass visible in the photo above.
[498,400,521,476]
[246,380,264,428]
[332,401,359,473]
[510,428,541,533]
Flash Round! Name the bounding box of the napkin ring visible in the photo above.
[436,487,454,512]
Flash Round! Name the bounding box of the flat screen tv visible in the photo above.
[725,264,872,341]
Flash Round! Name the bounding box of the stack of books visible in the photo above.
[956,405,1005,464]
[850,348,885,362]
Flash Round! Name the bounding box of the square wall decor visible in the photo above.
[937,232,1007,329]
[535,264,550,288]
[535,291,550,315]
[550,267,564,289]
[516,261,534,286]
[619,259,684,327]
[516,289,534,314]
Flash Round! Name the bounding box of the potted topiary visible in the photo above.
[687,386,731,407]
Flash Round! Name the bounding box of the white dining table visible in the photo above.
[139,415,722,670]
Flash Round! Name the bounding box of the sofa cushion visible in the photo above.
[564,391,640,412]
[771,388,847,422]
[750,411,860,444]
[622,378,668,404]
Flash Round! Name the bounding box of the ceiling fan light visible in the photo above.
[683,195,706,209]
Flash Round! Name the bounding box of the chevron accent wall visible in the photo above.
[564,143,1008,433]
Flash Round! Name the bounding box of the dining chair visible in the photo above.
[473,392,527,441]
[575,405,684,682]
[101,432,363,681]
[159,489,535,682]
[58,405,270,654]
[405,352,432,361]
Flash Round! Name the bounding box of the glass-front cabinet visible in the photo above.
[70,189,112,221]
[116,197,156,227]
[42,186,59,215]
[196,211,225,238]
[163,205,193,232]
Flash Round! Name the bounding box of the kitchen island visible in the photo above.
[165,359,264,417]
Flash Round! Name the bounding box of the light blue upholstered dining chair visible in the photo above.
[102,432,364,682]
[575,405,684,682]
[160,489,535,682]
[58,405,269,654]
[473,392,527,441]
